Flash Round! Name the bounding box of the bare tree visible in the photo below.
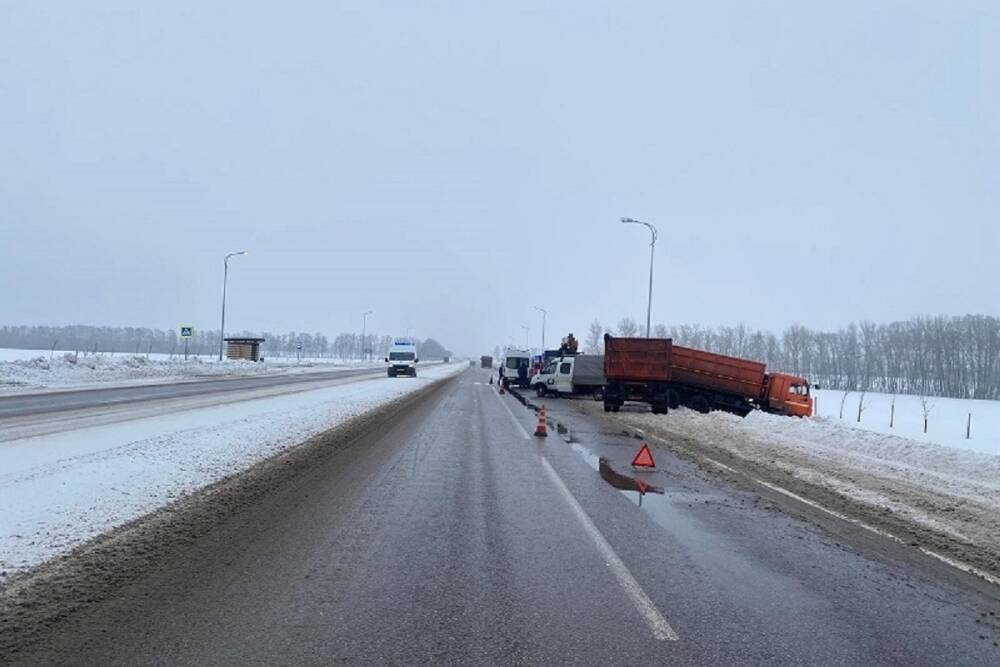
[839,390,850,419]
[889,394,896,428]
[856,391,868,422]
[919,396,933,433]
[586,319,604,353]
[617,317,639,337]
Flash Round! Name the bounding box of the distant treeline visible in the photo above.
[586,314,1000,400]
[0,325,452,361]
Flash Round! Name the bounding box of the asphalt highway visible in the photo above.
[5,367,999,665]
[0,366,387,419]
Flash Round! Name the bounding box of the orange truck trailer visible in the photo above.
[603,334,812,417]
[602,335,674,414]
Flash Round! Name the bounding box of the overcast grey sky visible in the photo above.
[2,1,997,355]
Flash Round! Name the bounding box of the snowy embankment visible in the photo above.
[0,362,465,580]
[606,404,1000,571]
[0,349,378,394]
[813,388,1000,456]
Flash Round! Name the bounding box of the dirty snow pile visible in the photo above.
[0,362,466,579]
[0,351,360,393]
[615,406,1000,557]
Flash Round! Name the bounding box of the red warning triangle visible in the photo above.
[631,444,655,468]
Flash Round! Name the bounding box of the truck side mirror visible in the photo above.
[384,357,389,363]
[414,358,419,363]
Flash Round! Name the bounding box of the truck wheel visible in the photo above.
[667,389,680,410]
[689,395,711,414]
[603,402,611,412]
[535,384,546,398]
[651,403,668,415]
[592,388,604,401]
[387,369,395,378]
[611,404,621,413]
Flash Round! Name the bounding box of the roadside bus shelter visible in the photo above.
[224,337,265,362]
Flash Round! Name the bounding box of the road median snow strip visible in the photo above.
[0,363,465,582]
[592,404,1000,582]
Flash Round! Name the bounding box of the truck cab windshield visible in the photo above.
[789,384,809,396]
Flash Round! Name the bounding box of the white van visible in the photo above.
[501,348,532,388]
[386,338,419,377]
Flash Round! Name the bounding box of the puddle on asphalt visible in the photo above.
[563,419,817,619]
[598,457,663,507]
[568,442,664,507]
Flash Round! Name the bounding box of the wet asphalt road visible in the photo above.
[10,368,1000,665]
[0,366,385,419]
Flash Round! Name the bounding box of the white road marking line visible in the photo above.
[627,426,1000,588]
[490,387,530,440]
[751,474,1000,586]
[700,456,739,475]
[489,389,678,640]
[539,456,679,641]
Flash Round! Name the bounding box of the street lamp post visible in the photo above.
[361,310,373,361]
[521,325,530,349]
[621,217,658,337]
[534,306,547,350]
[218,250,248,360]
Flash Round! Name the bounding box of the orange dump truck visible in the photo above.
[603,335,812,417]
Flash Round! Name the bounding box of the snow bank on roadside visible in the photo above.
[0,363,466,579]
[0,351,370,393]
[613,407,1000,553]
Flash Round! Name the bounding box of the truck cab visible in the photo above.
[764,373,813,417]
[531,358,570,396]
[530,354,605,399]
[386,338,419,377]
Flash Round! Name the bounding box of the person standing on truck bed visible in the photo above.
[558,333,579,355]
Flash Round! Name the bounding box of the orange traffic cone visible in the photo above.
[534,405,548,437]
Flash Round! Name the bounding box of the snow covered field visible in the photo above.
[0,348,382,394]
[814,388,999,456]
[604,403,1000,575]
[0,362,465,580]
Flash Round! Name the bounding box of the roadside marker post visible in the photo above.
[631,444,655,469]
